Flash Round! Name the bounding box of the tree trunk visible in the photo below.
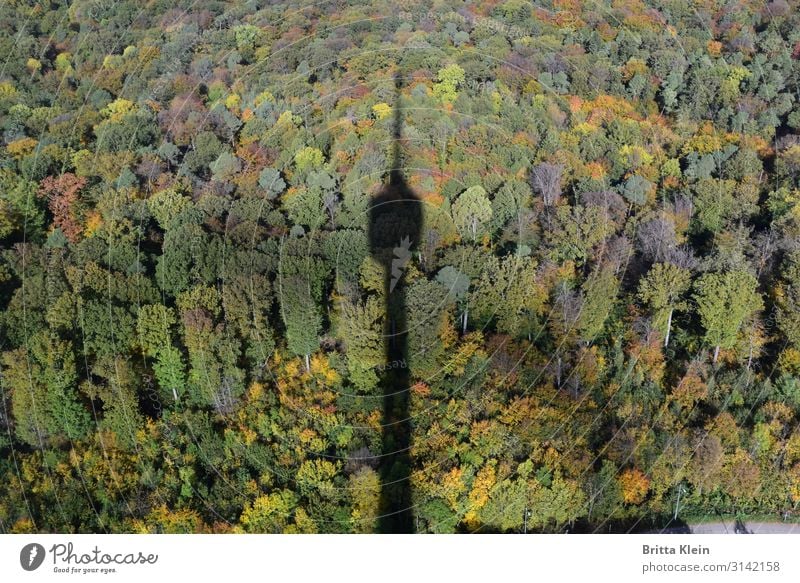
[713,345,720,364]
[462,305,468,335]
[664,307,673,348]
[556,356,562,388]
[305,353,310,372]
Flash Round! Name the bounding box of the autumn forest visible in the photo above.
[1,0,800,533]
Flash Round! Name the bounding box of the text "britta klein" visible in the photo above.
[643,545,711,555]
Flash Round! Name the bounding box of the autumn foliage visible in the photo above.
[38,173,86,243]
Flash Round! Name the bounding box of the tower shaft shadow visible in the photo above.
[368,76,420,533]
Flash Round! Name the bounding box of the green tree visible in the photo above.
[407,279,452,376]
[2,332,89,446]
[137,304,176,356]
[147,187,191,229]
[477,477,528,531]
[339,297,384,392]
[433,64,465,103]
[638,263,692,347]
[469,255,543,338]
[694,271,763,363]
[284,186,326,230]
[279,240,326,370]
[452,185,493,242]
[577,268,620,344]
[137,304,186,400]
[156,223,204,297]
[233,24,261,63]
[239,490,300,533]
[294,146,324,173]
[692,178,738,233]
[153,346,187,401]
[281,283,321,370]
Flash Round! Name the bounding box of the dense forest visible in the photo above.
[2,0,800,533]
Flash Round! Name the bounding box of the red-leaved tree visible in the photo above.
[38,173,86,243]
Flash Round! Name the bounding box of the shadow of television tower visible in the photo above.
[368,74,422,533]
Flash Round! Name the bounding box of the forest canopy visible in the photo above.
[1,0,800,533]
